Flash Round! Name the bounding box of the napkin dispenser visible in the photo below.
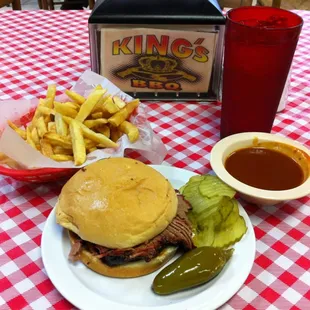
[88,0,225,101]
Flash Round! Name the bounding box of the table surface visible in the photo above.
[0,10,310,310]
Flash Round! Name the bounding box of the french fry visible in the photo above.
[60,115,73,125]
[26,126,37,149]
[113,96,126,109]
[37,106,55,116]
[108,99,140,127]
[62,116,118,147]
[30,99,44,127]
[96,125,110,138]
[2,159,22,169]
[46,84,56,108]
[53,146,73,155]
[91,95,107,113]
[43,98,53,108]
[65,90,85,105]
[119,121,140,143]
[92,91,111,112]
[31,98,52,126]
[91,99,112,118]
[94,85,103,90]
[44,132,98,155]
[40,139,54,157]
[45,116,51,124]
[69,120,86,166]
[75,89,106,122]
[126,99,140,114]
[36,116,47,138]
[83,138,96,146]
[55,113,68,136]
[50,154,74,162]
[27,123,33,132]
[4,159,22,169]
[0,152,7,161]
[31,127,40,146]
[7,120,27,140]
[103,96,119,114]
[108,109,127,127]
[54,102,78,118]
[0,153,22,169]
[91,112,103,119]
[110,127,123,143]
[45,98,54,123]
[36,98,52,109]
[44,132,72,149]
[79,122,118,148]
[64,102,80,110]
[101,111,113,118]
[88,147,97,153]
[83,118,108,129]
[47,122,56,133]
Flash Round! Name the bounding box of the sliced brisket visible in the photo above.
[68,238,82,262]
[69,194,194,266]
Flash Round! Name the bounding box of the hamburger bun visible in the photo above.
[56,158,178,249]
[68,231,177,278]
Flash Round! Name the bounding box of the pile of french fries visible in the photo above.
[7,84,140,166]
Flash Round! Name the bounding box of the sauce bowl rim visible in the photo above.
[210,132,310,201]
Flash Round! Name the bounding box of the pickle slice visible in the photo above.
[179,175,204,194]
[219,199,240,229]
[183,181,207,214]
[181,174,235,215]
[184,186,223,215]
[199,175,236,198]
[189,175,205,183]
[196,204,221,227]
[210,210,223,228]
[189,195,247,248]
[201,195,223,210]
[194,196,231,228]
[212,216,247,248]
[218,197,235,226]
[193,222,215,247]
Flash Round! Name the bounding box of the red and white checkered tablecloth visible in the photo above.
[0,9,309,310]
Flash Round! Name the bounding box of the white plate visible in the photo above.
[41,165,256,310]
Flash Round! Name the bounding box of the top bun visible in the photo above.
[56,158,178,249]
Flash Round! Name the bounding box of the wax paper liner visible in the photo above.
[0,70,167,169]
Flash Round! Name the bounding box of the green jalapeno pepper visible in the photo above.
[152,246,234,295]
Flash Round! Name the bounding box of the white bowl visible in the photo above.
[210,132,310,206]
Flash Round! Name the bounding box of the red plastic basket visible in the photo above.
[0,165,78,183]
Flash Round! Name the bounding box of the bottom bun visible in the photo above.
[68,231,177,278]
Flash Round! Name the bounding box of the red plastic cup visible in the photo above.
[220,7,303,138]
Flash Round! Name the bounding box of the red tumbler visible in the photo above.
[220,7,303,138]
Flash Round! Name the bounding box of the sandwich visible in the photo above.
[56,157,194,278]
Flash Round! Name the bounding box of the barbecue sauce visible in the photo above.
[225,146,305,191]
